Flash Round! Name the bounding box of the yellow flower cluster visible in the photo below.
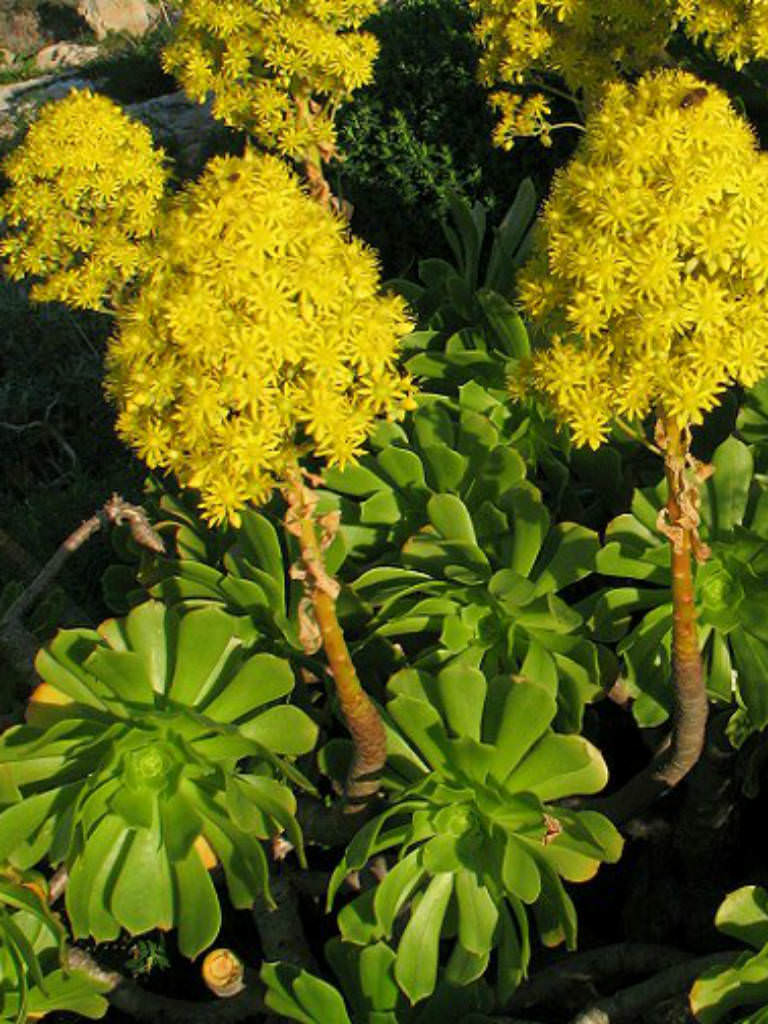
[471,0,673,147]
[680,0,768,68]
[0,90,168,310]
[105,148,415,526]
[161,0,381,161]
[514,71,768,448]
[491,92,553,149]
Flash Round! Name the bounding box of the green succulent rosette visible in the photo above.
[0,872,109,1022]
[582,436,768,743]
[262,938,496,1024]
[104,486,311,653]
[690,886,768,1024]
[321,387,605,732]
[325,666,622,1005]
[0,601,318,959]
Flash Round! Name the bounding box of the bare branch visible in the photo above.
[65,948,266,1024]
[507,944,690,1014]
[567,953,737,1024]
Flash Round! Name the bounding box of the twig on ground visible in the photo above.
[507,944,690,1014]
[66,947,266,1024]
[567,952,737,1024]
[0,494,163,688]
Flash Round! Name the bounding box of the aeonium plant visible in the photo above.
[0,89,417,814]
[513,68,768,819]
[325,665,622,1005]
[320,386,604,733]
[0,600,318,959]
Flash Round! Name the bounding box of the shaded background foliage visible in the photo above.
[334,0,575,277]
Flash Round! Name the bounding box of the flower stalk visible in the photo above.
[283,470,386,813]
[659,417,709,788]
[598,416,709,822]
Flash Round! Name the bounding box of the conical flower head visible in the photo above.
[162,0,381,159]
[514,70,768,447]
[0,90,168,309]
[105,148,414,526]
[680,0,768,68]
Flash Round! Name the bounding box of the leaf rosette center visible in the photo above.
[123,741,178,793]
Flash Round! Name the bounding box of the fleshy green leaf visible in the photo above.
[395,873,454,1003]
[240,705,318,755]
[173,845,222,958]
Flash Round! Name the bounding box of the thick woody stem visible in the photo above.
[594,417,708,824]
[660,418,708,787]
[284,474,387,813]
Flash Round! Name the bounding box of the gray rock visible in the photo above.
[0,71,94,140]
[126,89,236,178]
[76,0,160,39]
[35,42,100,71]
[0,69,233,181]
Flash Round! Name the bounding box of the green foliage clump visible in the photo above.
[0,601,317,959]
[323,386,605,732]
[333,0,548,275]
[326,666,622,1004]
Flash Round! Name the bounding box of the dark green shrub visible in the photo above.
[334,0,566,277]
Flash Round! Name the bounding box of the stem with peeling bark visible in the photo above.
[596,417,709,823]
[283,472,386,813]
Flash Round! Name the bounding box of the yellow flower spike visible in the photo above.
[472,0,674,143]
[105,151,415,526]
[472,1,768,147]
[0,90,169,310]
[163,0,382,159]
[515,70,768,445]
